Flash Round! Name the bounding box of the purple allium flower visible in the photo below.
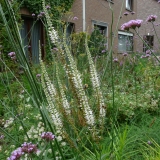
[46,5,51,9]
[101,50,106,53]
[113,58,119,63]
[121,19,143,30]
[147,141,152,145]
[21,142,38,154]
[8,52,15,57]
[41,132,55,142]
[146,15,157,22]
[131,11,135,15]
[36,74,41,78]
[7,147,24,160]
[32,13,35,17]
[123,12,129,16]
[73,16,78,20]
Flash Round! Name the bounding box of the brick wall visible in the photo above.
[70,0,137,54]
[137,0,160,53]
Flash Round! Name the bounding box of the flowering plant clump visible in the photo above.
[146,15,157,22]
[21,142,38,154]
[121,19,143,30]
[41,132,55,142]
[7,148,24,160]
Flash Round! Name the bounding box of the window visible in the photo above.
[143,35,154,52]
[107,0,114,3]
[126,0,133,11]
[92,20,108,36]
[94,25,107,36]
[66,22,75,40]
[118,31,133,52]
[20,17,44,63]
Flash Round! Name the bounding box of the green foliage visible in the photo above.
[89,29,107,56]
[71,31,107,57]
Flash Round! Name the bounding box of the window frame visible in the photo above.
[126,0,133,11]
[118,31,134,53]
[143,35,154,52]
[92,20,108,49]
[20,16,45,63]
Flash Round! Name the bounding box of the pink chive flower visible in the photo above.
[41,132,55,142]
[121,19,143,30]
[73,16,78,20]
[32,13,35,17]
[146,15,157,22]
[123,12,129,16]
[7,148,24,160]
[101,50,106,53]
[46,5,51,9]
[21,142,38,154]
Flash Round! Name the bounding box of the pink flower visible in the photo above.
[36,74,41,78]
[46,5,51,9]
[8,52,15,57]
[113,58,119,63]
[53,48,58,51]
[146,15,157,22]
[21,142,38,154]
[158,0,160,3]
[32,13,35,17]
[123,12,129,16]
[131,11,135,15]
[121,19,143,30]
[123,52,128,56]
[73,16,78,20]
[41,132,55,142]
[7,148,24,160]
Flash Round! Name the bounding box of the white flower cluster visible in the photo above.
[56,66,71,115]
[24,122,45,141]
[3,117,14,128]
[39,46,63,135]
[85,38,106,124]
[42,0,58,44]
[63,36,95,126]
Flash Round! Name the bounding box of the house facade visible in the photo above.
[137,0,160,53]
[70,0,137,54]
[70,0,160,54]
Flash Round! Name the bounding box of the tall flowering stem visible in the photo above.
[42,0,95,128]
[85,36,106,126]
[39,44,63,136]
[55,64,71,116]
[63,29,95,127]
